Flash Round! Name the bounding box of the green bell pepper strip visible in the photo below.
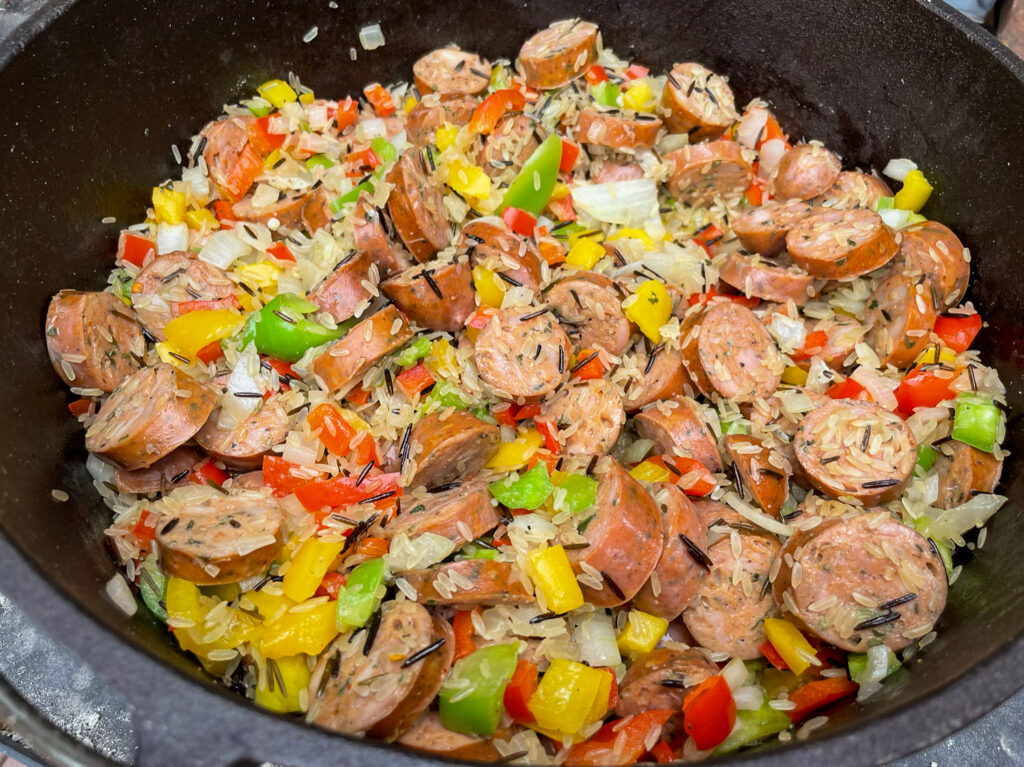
[713,699,791,755]
[848,646,902,684]
[423,380,470,411]
[496,134,562,215]
[395,336,432,367]
[305,154,336,171]
[336,558,386,630]
[557,473,598,513]
[488,64,510,93]
[439,643,519,735]
[370,136,398,165]
[591,81,621,108]
[916,444,939,473]
[241,293,345,363]
[331,181,375,212]
[489,462,553,511]
[471,406,495,423]
[456,543,499,561]
[951,393,1002,452]
[138,558,168,623]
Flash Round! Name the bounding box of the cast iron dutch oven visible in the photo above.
[1,0,1023,764]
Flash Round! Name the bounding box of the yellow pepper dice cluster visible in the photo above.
[254,654,312,713]
[527,545,584,614]
[472,265,506,309]
[781,365,809,386]
[623,280,671,343]
[622,79,654,112]
[152,186,186,225]
[257,79,298,108]
[629,460,671,483]
[435,123,459,152]
[185,208,219,231]
[527,658,611,739]
[486,428,542,471]
[259,600,339,659]
[565,237,605,270]
[447,159,491,200]
[165,578,259,675]
[609,227,656,250]
[282,538,345,602]
[617,609,668,659]
[763,617,817,675]
[158,308,243,364]
[893,169,932,213]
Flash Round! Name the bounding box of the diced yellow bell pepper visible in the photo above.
[763,617,817,675]
[485,428,543,471]
[568,229,603,248]
[260,600,339,659]
[623,280,671,343]
[527,658,612,737]
[234,260,281,291]
[527,545,584,615]
[622,79,654,112]
[167,578,260,674]
[915,344,957,367]
[166,577,205,626]
[162,309,244,363]
[258,79,298,108]
[472,265,507,308]
[629,460,671,483]
[339,408,371,432]
[549,182,571,201]
[282,538,345,603]
[255,654,312,713]
[565,238,606,270]
[436,123,459,152]
[609,227,656,250]
[185,208,220,231]
[242,589,296,624]
[152,186,187,225]
[298,91,315,105]
[617,609,669,659]
[781,365,809,386]
[447,159,491,199]
[263,148,282,169]
[893,169,932,213]
[427,338,459,379]
[403,95,419,114]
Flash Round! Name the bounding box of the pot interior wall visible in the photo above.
[1,0,1023,760]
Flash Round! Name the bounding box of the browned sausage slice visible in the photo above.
[413,47,492,95]
[614,647,718,717]
[575,109,663,150]
[517,19,599,90]
[773,511,947,652]
[311,305,413,392]
[731,200,819,256]
[381,258,475,333]
[897,221,971,309]
[383,480,500,548]
[300,185,335,235]
[935,441,1003,509]
[546,273,632,356]
[698,301,783,403]
[308,601,453,740]
[633,483,709,619]
[201,116,251,199]
[812,170,892,209]
[865,271,938,368]
[794,399,917,504]
[130,252,236,341]
[405,93,477,146]
[479,115,540,178]
[194,395,290,471]
[85,364,217,470]
[786,208,898,280]
[396,559,532,607]
[568,458,663,608]
[232,190,310,230]
[386,151,450,262]
[591,161,644,184]
[634,396,722,472]
[45,291,145,393]
[677,307,715,397]
[769,143,842,201]
[666,140,752,207]
[682,500,781,659]
[661,62,737,140]
[473,307,571,399]
[540,379,625,457]
[718,252,820,305]
[397,713,502,762]
[113,446,201,495]
[408,411,500,489]
[623,346,689,412]
[352,196,415,279]
[459,218,543,290]
[307,249,376,323]
[724,435,789,517]
[156,489,284,584]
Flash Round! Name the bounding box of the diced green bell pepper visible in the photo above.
[591,81,621,108]
[370,136,398,166]
[913,518,954,576]
[395,337,432,367]
[557,473,598,513]
[874,196,895,210]
[848,646,902,684]
[242,98,274,117]
[722,419,751,435]
[951,393,1002,453]
[331,181,375,212]
[714,698,791,754]
[916,444,939,472]
[423,379,470,411]
[489,462,553,511]
[240,293,347,362]
[138,558,168,623]
[336,558,386,630]
[439,643,519,735]
[496,134,562,215]
[305,154,335,171]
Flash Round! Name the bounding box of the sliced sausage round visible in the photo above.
[383,480,500,548]
[201,116,251,199]
[397,713,502,762]
[786,208,898,280]
[633,483,709,620]
[301,185,335,235]
[615,647,718,717]
[409,411,500,489]
[677,307,714,397]
[85,364,217,470]
[232,190,309,230]
[473,307,571,399]
[540,379,625,457]
[591,161,644,184]
[794,399,917,504]
[682,500,781,659]
[773,511,948,652]
[381,258,476,333]
[386,150,450,262]
[113,446,201,495]
[311,305,414,392]
[45,290,145,393]
[479,115,540,178]
[195,396,290,471]
[769,143,842,201]
[935,440,1003,509]
[517,19,599,90]
[666,140,752,207]
[396,559,532,607]
[866,271,938,368]
[661,62,737,140]
[697,301,783,403]
[635,396,722,472]
[732,200,819,257]
[405,93,477,147]
[308,600,453,740]
[413,47,491,95]
[812,170,892,210]
[352,196,415,280]
[156,488,284,584]
[897,221,971,310]
[623,346,689,412]
[718,252,820,305]
[307,249,376,323]
[459,218,543,290]
[546,273,632,356]
[575,109,663,150]
[130,252,236,341]
[724,435,789,518]
[568,458,663,607]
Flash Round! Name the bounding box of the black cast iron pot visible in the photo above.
[1,0,1023,764]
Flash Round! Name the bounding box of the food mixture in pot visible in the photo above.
[43,18,1009,763]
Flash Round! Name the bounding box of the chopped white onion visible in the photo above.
[850,366,899,411]
[758,138,788,178]
[612,242,706,295]
[882,158,918,182]
[359,23,385,50]
[571,178,660,228]
[733,685,765,711]
[251,183,281,209]
[735,107,769,149]
[769,313,807,354]
[359,117,388,139]
[86,453,117,486]
[620,438,655,465]
[198,229,251,269]
[721,656,749,691]
[571,609,622,668]
[106,574,138,616]
[156,222,188,255]
[656,132,690,155]
[928,493,1007,542]
[385,532,455,571]
[722,491,794,537]
[224,345,264,417]
[856,644,892,701]
[878,207,913,229]
[181,165,210,202]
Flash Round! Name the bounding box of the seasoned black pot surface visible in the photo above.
[1,1,1023,765]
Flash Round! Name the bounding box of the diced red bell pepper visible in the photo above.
[493,402,518,428]
[266,241,295,262]
[559,139,580,172]
[693,224,724,256]
[894,367,957,414]
[759,114,787,148]
[934,313,982,353]
[315,571,347,600]
[335,97,359,133]
[452,609,478,662]
[346,382,373,406]
[307,403,358,457]
[603,667,619,710]
[189,458,229,488]
[220,142,262,201]
[211,200,238,223]
[571,348,605,381]
[514,403,542,421]
[501,206,537,237]
[534,417,561,455]
[649,742,676,764]
[786,677,859,723]
[759,640,790,670]
[363,83,396,117]
[67,398,93,416]
[688,286,760,309]
[625,63,650,80]
[537,236,567,267]
[682,675,736,751]
[566,709,676,766]
[396,363,435,399]
[663,455,717,496]
[262,455,315,498]
[345,146,381,178]
[172,295,241,316]
[793,330,829,361]
[826,378,872,401]
[526,449,560,475]
[465,306,497,330]
[745,178,766,206]
[469,89,527,134]
[356,536,390,558]
[117,231,156,268]
[584,64,609,86]
[132,510,157,549]
[293,471,401,512]
[547,193,576,223]
[503,659,539,724]
[196,341,225,365]
[351,431,379,467]
[246,115,286,157]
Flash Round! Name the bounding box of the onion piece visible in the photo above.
[721,656,749,691]
[927,493,1007,542]
[878,207,913,229]
[571,178,660,228]
[181,165,210,202]
[359,23,385,50]
[733,685,765,711]
[156,222,189,255]
[571,609,622,668]
[882,158,918,182]
[198,229,251,269]
[385,532,455,571]
[722,491,794,537]
[735,107,769,149]
[656,132,690,155]
[850,366,899,411]
[768,313,807,355]
[758,138,788,178]
[359,117,388,140]
[106,574,138,616]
